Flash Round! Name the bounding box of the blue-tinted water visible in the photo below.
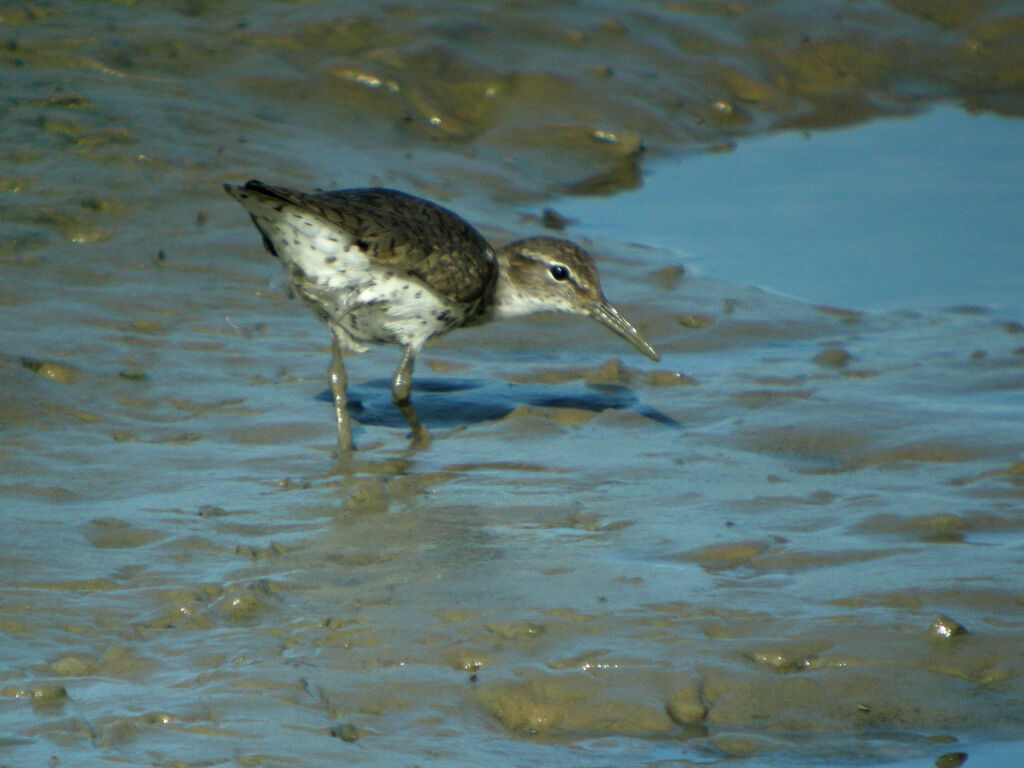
[558,106,1024,316]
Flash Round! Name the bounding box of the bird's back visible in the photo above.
[225,180,501,352]
[227,181,496,306]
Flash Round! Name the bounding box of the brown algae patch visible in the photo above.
[750,547,899,573]
[742,422,1008,473]
[475,681,564,734]
[646,369,698,386]
[951,458,1024,487]
[543,406,603,428]
[813,347,854,367]
[210,581,285,623]
[700,733,784,758]
[853,510,1023,542]
[586,358,632,386]
[475,673,673,736]
[665,679,708,725]
[742,640,835,674]
[483,620,545,642]
[704,639,1013,731]
[646,265,685,290]
[505,366,589,385]
[741,427,870,458]
[1,684,69,712]
[83,517,165,549]
[234,541,292,559]
[446,648,494,672]
[498,403,597,432]
[671,539,775,571]
[850,440,995,470]
[44,647,151,680]
[935,753,969,768]
[338,477,391,516]
[19,577,120,591]
[169,396,253,415]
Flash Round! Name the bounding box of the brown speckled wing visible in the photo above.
[238,181,496,306]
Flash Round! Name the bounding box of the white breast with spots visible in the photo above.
[255,207,462,353]
[347,269,461,350]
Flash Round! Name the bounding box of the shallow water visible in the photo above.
[3,2,1024,766]
[558,105,1024,316]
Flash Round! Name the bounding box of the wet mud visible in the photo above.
[2,2,1024,766]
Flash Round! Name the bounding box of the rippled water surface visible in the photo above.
[2,2,1023,766]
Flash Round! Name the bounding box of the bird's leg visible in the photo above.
[328,333,354,453]
[392,345,430,447]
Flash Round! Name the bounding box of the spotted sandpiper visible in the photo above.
[224,180,659,451]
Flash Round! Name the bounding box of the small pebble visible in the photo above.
[647,265,684,289]
[646,370,697,386]
[934,751,968,768]
[540,209,570,230]
[674,312,713,329]
[21,358,79,384]
[331,722,360,742]
[930,615,968,639]
[587,357,629,385]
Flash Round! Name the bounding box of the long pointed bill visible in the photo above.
[589,301,660,362]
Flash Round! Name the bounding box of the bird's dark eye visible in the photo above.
[549,264,570,281]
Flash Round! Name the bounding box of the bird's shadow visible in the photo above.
[317,377,680,429]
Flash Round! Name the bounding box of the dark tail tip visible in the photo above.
[223,179,268,194]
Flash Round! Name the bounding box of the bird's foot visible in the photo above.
[410,422,432,449]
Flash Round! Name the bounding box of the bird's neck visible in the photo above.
[489,248,542,320]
